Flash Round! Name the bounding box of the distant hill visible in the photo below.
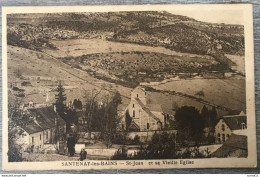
[7,11,244,56]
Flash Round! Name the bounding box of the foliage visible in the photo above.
[111,132,211,160]
[179,147,211,159]
[73,99,83,109]
[132,132,177,159]
[125,110,132,131]
[175,106,205,145]
[83,89,122,148]
[99,91,122,148]
[7,102,29,162]
[111,147,129,160]
[55,81,67,118]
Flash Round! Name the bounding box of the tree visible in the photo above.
[55,81,67,118]
[175,106,205,145]
[112,132,178,160]
[73,99,83,109]
[84,89,102,138]
[8,102,29,162]
[125,110,132,131]
[201,105,209,127]
[100,91,122,148]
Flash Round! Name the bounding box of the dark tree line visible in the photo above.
[174,105,218,146]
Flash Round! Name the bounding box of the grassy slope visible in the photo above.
[7,45,132,105]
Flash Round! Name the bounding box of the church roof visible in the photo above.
[146,104,162,112]
[135,98,161,122]
[117,104,128,112]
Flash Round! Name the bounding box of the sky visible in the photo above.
[169,9,244,25]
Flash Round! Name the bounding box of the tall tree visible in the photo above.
[100,91,122,148]
[125,110,132,131]
[175,106,205,145]
[201,105,209,127]
[84,89,102,138]
[55,81,67,118]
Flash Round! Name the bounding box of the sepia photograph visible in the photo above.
[1,4,256,170]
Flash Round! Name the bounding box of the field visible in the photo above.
[8,44,246,116]
[149,78,246,115]
[225,54,245,74]
[44,38,212,58]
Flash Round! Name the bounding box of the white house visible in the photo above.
[215,111,247,144]
[15,105,66,152]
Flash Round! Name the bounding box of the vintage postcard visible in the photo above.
[2,4,256,170]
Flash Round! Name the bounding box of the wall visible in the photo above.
[29,131,44,152]
[85,148,118,157]
[215,119,232,144]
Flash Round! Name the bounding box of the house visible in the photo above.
[211,134,247,158]
[15,105,66,152]
[15,121,44,152]
[118,86,174,131]
[215,111,247,144]
[28,106,66,144]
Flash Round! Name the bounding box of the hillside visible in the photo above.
[7,11,246,114]
[7,11,244,55]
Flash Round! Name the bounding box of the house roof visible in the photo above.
[29,106,66,130]
[222,116,247,130]
[21,121,43,134]
[211,134,247,158]
[135,98,161,122]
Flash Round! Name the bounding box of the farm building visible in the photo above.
[118,86,174,131]
[215,111,247,144]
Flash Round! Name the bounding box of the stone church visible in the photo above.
[118,86,172,131]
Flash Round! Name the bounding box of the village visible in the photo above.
[8,80,248,161]
[6,11,247,162]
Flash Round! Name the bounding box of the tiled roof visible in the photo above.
[29,106,66,130]
[222,116,246,130]
[212,134,247,158]
[21,121,43,134]
[135,98,161,122]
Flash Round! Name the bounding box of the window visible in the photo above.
[217,133,221,143]
[46,132,48,139]
[122,124,124,130]
[145,92,146,95]
[32,137,34,144]
[133,110,135,117]
[133,104,135,108]
[227,134,230,138]
[40,145,41,148]
[221,124,225,131]
[241,123,246,129]
[222,134,225,142]
[147,123,150,129]
[137,94,138,98]
[40,134,41,140]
